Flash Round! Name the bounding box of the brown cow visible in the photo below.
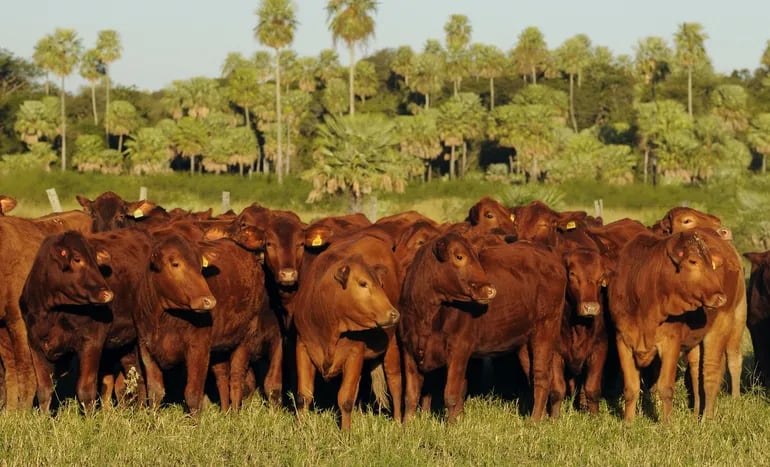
[77,191,167,232]
[292,233,402,431]
[609,229,728,421]
[466,196,517,235]
[21,231,114,411]
[744,251,770,387]
[653,207,745,402]
[549,248,613,416]
[511,201,607,253]
[401,234,565,422]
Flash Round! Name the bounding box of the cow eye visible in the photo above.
[683,219,692,224]
[72,256,82,264]
[266,242,273,247]
[171,261,180,268]
[688,259,697,266]
[485,212,494,219]
[455,254,464,261]
[358,280,368,288]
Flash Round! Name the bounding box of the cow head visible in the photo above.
[0,195,17,215]
[394,221,441,273]
[202,219,266,252]
[77,191,133,232]
[563,249,613,318]
[511,201,589,246]
[43,231,114,306]
[149,232,216,312]
[655,207,731,240]
[745,251,770,275]
[429,233,496,304]
[262,212,306,288]
[466,197,516,236]
[332,254,400,331]
[665,231,727,311]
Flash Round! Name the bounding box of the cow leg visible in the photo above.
[685,346,702,417]
[6,310,35,409]
[726,295,746,398]
[383,333,402,423]
[0,326,19,410]
[584,349,606,415]
[76,343,102,412]
[402,351,423,423]
[100,373,115,408]
[210,360,231,412]
[549,355,566,419]
[337,348,364,431]
[139,345,165,409]
[295,340,316,416]
[530,341,555,421]
[655,339,680,423]
[184,344,211,414]
[229,345,251,411]
[444,349,471,424]
[701,328,729,419]
[263,336,283,407]
[30,349,54,413]
[616,337,640,421]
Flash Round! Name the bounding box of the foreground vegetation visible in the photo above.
[1,381,769,465]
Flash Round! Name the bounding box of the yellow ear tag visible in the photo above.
[311,234,323,247]
[133,208,144,218]
[510,214,515,222]
[711,260,716,270]
[601,279,607,287]
[566,221,577,230]
[202,257,209,268]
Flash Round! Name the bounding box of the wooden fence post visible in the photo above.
[139,186,148,201]
[46,188,62,213]
[222,191,231,213]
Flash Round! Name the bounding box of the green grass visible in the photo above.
[1,387,770,465]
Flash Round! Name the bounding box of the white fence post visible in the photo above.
[222,191,231,213]
[139,186,148,201]
[46,188,62,213]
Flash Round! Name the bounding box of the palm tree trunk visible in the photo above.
[532,68,537,85]
[508,154,514,174]
[687,66,693,118]
[45,73,50,95]
[569,73,577,132]
[453,79,458,96]
[240,161,244,177]
[449,145,456,179]
[643,148,649,184]
[461,142,467,178]
[532,155,539,183]
[428,162,432,182]
[490,77,495,110]
[763,154,767,174]
[348,44,355,116]
[275,48,283,184]
[91,83,98,125]
[190,156,195,175]
[245,108,251,129]
[286,124,291,176]
[104,73,111,142]
[425,93,430,110]
[60,76,66,171]
[118,134,123,154]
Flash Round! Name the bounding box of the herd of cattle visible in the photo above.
[0,192,768,430]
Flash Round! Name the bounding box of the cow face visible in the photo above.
[666,231,727,312]
[563,249,612,317]
[467,197,516,235]
[394,221,441,272]
[149,235,216,312]
[263,213,306,288]
[658,207,732,241]
[77,192,132,232]
[431,233,496,304]
[512,201,587,246]
[333,255,399,331]
[46,231,114,306]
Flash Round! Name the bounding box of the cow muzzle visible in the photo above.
[471,284,497,304]
[191,295,217,311]
[278,268,298,286]
[377,308,400,328]
[95,289,114,304]
[579,301,600,317]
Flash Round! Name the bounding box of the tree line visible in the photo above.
[1,0,770,204]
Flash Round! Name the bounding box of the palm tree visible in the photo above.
[444,14,472,95]
[555,34,591,131]
[674,22,709,118]
[322,77,349,115]
[255,0,297,184]
[470,43,506,110]
[326,0,378,116]
[410,50,445,110]
[222,53,260,128]
[634,36,672,103]
[105,100,138,153]
[33,35,55,95]
[79,49,103,125]
[354,60,378,104]
[296,56,320,93]
[510,26,549,84]
[395,111,442,181]
[13,98,59,145]
[96,30,122,139]
[48,28,83,170]
[317,48,342,85]
[125,127,172,174]
[390,45,415,87]
[436,93,486,178]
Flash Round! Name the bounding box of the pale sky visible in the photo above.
[2,0,768,92]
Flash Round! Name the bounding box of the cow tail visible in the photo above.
[370,361,391,412]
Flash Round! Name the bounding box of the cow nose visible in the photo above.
[705,293,727,309]
[192,295,217,311]
[98,289,114,304]
[389,308,400,323]
[580,301,600,316]
[278,268,298,285]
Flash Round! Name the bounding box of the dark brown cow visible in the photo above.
[744,251,770,387]
[293,233,402,431]
[77,191,167,232]
[130,227,217,413]
[609,229,728,421]
[0,216,47,409]
[653,207,745,402]
[21,231,114,411]
[550,248,613,416]
[511,201,597,247]
[401,234,564,422]
[466,196,517,235]
[393,221,442,275]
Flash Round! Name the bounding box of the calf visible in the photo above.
[22,231,114,411]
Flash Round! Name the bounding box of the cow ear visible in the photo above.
[76,195,93,213]
[433,237,450,262]
[150,249,163,272]
[305,226,332,248]
[201,247,218,269]
[334,264,350,289]
[54,246,72,271]
[658,214,673,234]
[0,195,17,214]
[710,253,724,270]
[467,203,481,225]
[666,234,686,269]
[127,200,156,219]
[371,264,388,288]
[95,248,111,266]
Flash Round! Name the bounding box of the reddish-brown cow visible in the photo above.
[292,233,402,431]
[466,196,517,235]
[609,229,728,421]
[21,231,114,411]
[511,201,601,250]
